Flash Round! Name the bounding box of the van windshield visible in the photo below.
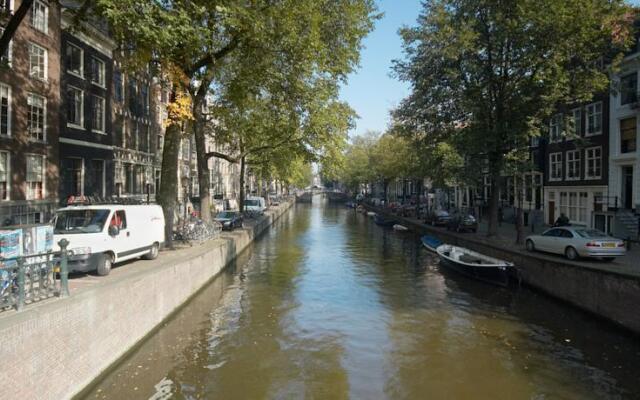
[244,200,260,207]
[54,209,110,234]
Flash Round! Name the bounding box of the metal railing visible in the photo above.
[594,195,618,212]
[0,240,70,312]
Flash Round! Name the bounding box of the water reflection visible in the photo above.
[82,203,640,400]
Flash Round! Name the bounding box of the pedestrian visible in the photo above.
[554,213,570,227]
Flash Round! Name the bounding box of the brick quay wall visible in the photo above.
[0,200,295,400]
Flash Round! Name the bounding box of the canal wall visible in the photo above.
[367,206,640,336]
[0,200,294,400]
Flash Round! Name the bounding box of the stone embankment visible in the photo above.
[367,205,640,336]
[0,200,294,400]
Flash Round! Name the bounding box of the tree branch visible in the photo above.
[187,35,240,76]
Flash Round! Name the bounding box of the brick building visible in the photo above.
[0,0,61,224]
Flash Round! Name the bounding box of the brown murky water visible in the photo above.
[82,202,640,399]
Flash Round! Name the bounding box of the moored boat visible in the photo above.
[374,214,396,227]
[421,235,442,252]
[435,244,513,287]
[393,224,409,231]
[367,211,376,217]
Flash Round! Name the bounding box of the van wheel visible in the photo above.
[96,253,113,276]
[565,246,578,261]
[143,243,159,260]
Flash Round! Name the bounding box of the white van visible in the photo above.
[244,196,267,214]
[53,204,165,276]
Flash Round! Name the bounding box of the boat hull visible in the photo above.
[421,236,442,253]
[374,215,395,227]
[438,257,510,287]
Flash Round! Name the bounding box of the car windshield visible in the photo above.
[244,200,259,207]
[575,229,608,239]
[217,212,235,219]
[54,209,110,234]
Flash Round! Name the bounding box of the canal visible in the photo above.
[83,202,640,399]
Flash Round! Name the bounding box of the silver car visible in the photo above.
[525,227,626,261]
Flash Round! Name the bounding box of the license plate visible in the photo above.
[602,243,616,248]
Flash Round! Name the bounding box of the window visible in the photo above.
[67,86,83,127]
[549,152,563,181]
[141,85,149,115]
[28,42,47,81]
[570,108,582,136]
[26,154,44,200]
[27,93,45,142]
[113,69,123,102]
[586,102,602,136]
[66,43,83,77]
[620,73,638,105]
[585,147,602,180]
[154,168,161,195]
[91,95,105,132]
[114,210,127,229]
[31,1,48,34]
[0,0,13,13]
[89,159,105,197]
[549,114,562,142]
[0,151,8,200]
[531,136,539,147]
[157,134,163,150]
[0,83,10,136]
[63,158,83,196]
[128,77,137,114]
[91,57,105,87]
[0,28,13,66]
[566,150,581,180]
[620,117,636,153]
[562,192,588,223]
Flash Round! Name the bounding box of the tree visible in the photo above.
[371,134,412,202]
[394,0,633,236]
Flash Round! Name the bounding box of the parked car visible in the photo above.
[425,210,451,226]
[447,212,478,233]
[53,204,165,276]
[244,196,267,215]
[525,227,625,261]
[214,211,243,231]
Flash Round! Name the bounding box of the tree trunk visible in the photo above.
[239,156,246,212]
[415,179,421,219]
[193,112,211,222]
[0,0,34,59]
[487,175,501,237]
[157,123,182,249]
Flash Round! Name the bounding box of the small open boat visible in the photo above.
[374,214,396,227]
[435,244,513,287]
[421,235,442,252]
[393,224,409,231]
[367,211,376,217]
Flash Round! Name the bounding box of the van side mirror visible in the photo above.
[109,225,120,236]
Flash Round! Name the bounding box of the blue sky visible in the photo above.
[339,1,423,138]
[341,0,640,138]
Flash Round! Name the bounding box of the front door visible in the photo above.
[622,166,634,209]
[548,201,555,225]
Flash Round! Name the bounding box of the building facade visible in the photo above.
[542,95,610,230]
[58,14,114,202]
[0,0,61,225]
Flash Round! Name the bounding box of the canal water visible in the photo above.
[83,202,640,400]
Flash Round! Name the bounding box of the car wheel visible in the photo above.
[143,242,159,260]
[526,239,535,252]
[601,257,615,262]
[565,246,578,261]
[96,253,113,276]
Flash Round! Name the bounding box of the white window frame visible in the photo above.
[25,153,45,200]
[566,150,581,181]
[0,82,11,136]
[91,95,105,133]
[549,152,563,182]
[570,108,582,136]
[27,93,46,142]
[28,42,47,81]
[585,146,602,180]
[31,0,48,34]
[66,42,83,78]
[549,114,563,143]
[585,102,602,137]
[0,150,9,201]
[91,56,105,87]
[66,86,83,128]
[0,27,13,67]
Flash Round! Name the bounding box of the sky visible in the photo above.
[339,1,423,138]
